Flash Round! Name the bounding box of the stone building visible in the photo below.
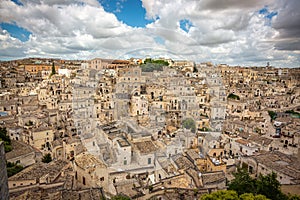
[5,140,38,167]
[132,140,157,168]
[205,69,227,131]
[23,64,60,75]
[240,151,300,184]
[90,58,113,70]
[8,160,69,189]
[30,126,54,154]
[74,152,109,190]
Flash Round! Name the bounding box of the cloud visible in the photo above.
[197,0,273,11]
[0,0,299,67]
[141,0,300,67]
[272,0,300,51]
[0,0,138,56]
[0,28,26,58]
[18,0,101,6]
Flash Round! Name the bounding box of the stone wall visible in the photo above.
[0,141,9,200]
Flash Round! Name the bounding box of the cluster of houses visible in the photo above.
[0,58,299,199]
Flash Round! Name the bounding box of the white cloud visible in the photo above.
[0,28,26,58]
[0,0,299,67]
[271,0,300,51]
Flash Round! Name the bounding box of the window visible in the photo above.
[124,160,127,165]
[83,177,86,185]
[148,157,151,164]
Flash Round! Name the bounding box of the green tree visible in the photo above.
[256,172,287,200]
[268,111,277,121]
[143,58,152,64]
[193,66,198,73]
[288,195,300,200]
[0,127,10,141]
[182,118,196,133]
[228,168,256,195]
[285,110,300,118]
[3,141,12,152]
[229,169,289,200]
[42,153,52,163]
[239,193,269,200]
[200,191,269,200]
[143,58,169,66]
[201,190,239,200]
[227,93,240,100]
[51,62,56,76]
[6,162,24,177]
[0,127,12,152]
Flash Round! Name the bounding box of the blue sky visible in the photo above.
[100,0,153,27]
[259,7,278,20]
[0,0,299,67]
[0,22,31,42]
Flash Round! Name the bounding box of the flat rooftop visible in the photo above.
[75,153,106,170]
[133,140,157,154]
[117,137,130,147]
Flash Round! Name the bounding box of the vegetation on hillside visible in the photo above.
[199,127,210,132]
[42,153,52,163]
[268,110,277,120]
[227,168,299,200]
[140,58,169,72]
[6,162,24,177]
[0,127,12,152]
[227,93,240,100]
[143,58,169,66]
[50,62,56,76]
[182,118,196,133]
[285,110,300,118]
[200,190,269,200]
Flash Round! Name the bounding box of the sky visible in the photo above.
[0,0,300,67]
